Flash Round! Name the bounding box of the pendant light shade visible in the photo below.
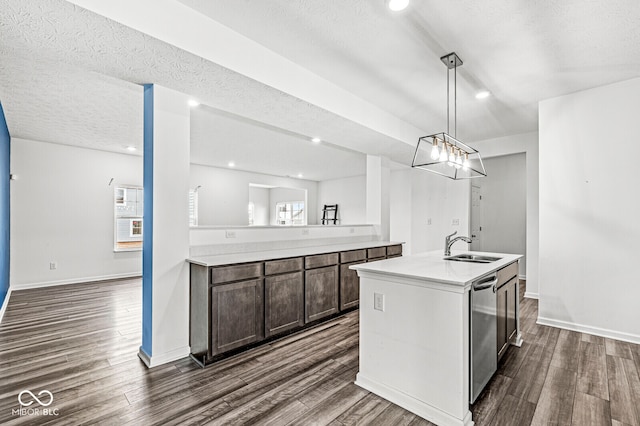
[413,133,486,179]
[412,52,486,180]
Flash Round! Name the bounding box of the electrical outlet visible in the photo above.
[374,292,385,311]
[350,227,355,234]
[225,230,236,239]
[427,218,432,225]
[49,262,57,270]
[302,229,309,235]
[452,218,460,226]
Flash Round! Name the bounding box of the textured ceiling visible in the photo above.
[1,0,640,181]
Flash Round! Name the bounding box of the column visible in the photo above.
[138,84,191,367]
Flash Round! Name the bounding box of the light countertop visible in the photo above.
[187,241,403,267]
[351,250,522,286]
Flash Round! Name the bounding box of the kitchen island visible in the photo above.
[351,250,522,426]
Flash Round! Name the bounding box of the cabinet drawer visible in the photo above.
[340,249,366,264]
[367,247,386,259]
[386,244,403,257]
[305,253,339,269]
[211,262,263,285]
[264,257,303,276]
[497,261,518,287]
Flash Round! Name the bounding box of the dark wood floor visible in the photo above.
[0,279,639,425]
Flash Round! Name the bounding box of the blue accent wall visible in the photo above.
[0,102,10,311]
[141,85,154,356]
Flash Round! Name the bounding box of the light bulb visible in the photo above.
[455,150,463,169]
[448,146,455,166]
[430,139,440,160]
[463,153,470,171]
[439,143,449,162]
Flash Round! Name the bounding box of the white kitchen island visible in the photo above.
[351,250,522,426]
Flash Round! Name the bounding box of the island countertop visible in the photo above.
[187,240,403,267]
[351,249,522,287]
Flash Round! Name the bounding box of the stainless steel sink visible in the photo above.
[444,254,502,263]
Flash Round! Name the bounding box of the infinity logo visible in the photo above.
[18,390,53,407]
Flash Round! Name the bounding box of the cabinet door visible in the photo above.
[305,265,339,323]
[265,272,304,338]
[340,262,362,311]
[497,284,508,360]
[211,279,264,355]
[506,278,518,342]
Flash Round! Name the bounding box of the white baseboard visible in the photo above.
[518,274,526,280]
[355,373,473,426]
[11,273,142,290]
[138,346,190,368]
[0,288,12,324]
[537,316,640,345]
[524,291,539,299]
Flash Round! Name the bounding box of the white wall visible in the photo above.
[389,166,471,256]
[248,186,269,226]
[10,138,142,288]
[471,153,527,278]
[317,175,366,225]
[190,164,318,226]
[538,77,640,344]
[470,132,539,298]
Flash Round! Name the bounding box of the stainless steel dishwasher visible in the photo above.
[470,273,498,403]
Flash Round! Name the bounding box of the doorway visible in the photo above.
[470,153,527,277]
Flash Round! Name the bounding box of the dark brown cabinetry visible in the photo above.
[264,260,304,338]
[211,278,264,355]
[305,264,339,323]
[190,243,403,365]
[496,262,519,361]
[339,249,366,311]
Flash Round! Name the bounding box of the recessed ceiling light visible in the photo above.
[228,161,235,168]
[126,146,137,152]
[297,173,303,178]
[475,91,491,100]
[188,99,200,107]
[311,137,321,143]
[387,0,409,11]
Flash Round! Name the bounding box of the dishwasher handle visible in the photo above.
[473,275,498,291]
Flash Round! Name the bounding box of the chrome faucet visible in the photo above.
[444,231,472,256]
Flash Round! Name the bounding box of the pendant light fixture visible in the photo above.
[412,52,486,179]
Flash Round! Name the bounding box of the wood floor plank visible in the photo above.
[606,338,635,360]
[288,382,369,426]
[607,355,639,425]
[621,357,640,426]
[334,392,392,426]
[369,403,419,425]
[471,374,513,425]
[572,392,612,426]
[550,329,582,372]
[488,394,536,426]
[576,340,610,401]
[530,365,577,426]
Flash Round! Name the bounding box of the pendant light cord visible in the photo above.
[446,63,450,135]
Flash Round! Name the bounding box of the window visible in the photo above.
[114,186,143,251]
[189,189,199,226]
[130,219,143,237]
[275,201,305,226]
